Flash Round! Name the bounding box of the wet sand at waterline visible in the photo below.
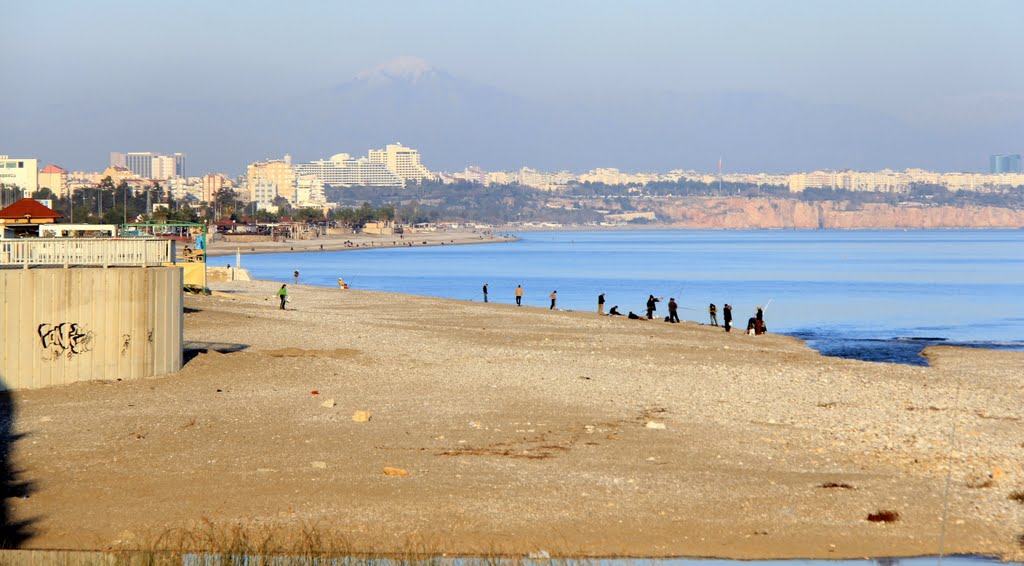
[6,281,1023,560]
[205,230,513,257]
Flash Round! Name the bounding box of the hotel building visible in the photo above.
[293,154,403,187]
[368,143,432,183]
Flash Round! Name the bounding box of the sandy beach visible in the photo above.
[5,280,1023,560]
[205,230,515,257]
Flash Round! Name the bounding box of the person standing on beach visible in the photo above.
[597,293,605,315]
[755,306,766,335]
[646,295,660,319]
[293,270,299,284]
[668,298,680,323]
[483,283,489,303]
[709,303,718,326]
[723,304,733,332]
[515,284,523,306]
[549,290,557,310]
[277,284,288,310]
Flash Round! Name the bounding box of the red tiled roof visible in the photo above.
[0,198,63,220]
[41,164,66,174]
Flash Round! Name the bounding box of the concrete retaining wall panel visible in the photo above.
[0,267,183,390]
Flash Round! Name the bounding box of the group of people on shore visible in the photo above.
[483,283,768,334]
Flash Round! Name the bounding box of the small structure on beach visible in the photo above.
[0,198,62,237]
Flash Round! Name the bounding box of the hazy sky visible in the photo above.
[4,0,1023,173]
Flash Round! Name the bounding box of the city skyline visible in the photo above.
[3,1,1023,174]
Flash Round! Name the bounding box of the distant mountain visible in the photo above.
[4,56,1020,175]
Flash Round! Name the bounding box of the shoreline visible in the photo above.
[6,280,1022,560]
[498,224,1024,232]
[205,230,518,257]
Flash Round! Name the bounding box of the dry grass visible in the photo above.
[83,520,595,566]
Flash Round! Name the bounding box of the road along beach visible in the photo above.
[205,230,515,257]
[5,280,1023,560]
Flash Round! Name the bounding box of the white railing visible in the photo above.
[0,238,174,268]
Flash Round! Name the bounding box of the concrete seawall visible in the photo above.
[0,267,183,390]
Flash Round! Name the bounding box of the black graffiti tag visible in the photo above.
[38,322,95,360]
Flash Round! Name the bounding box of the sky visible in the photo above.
[3,0,1023,175]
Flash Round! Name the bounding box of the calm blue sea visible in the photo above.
[208,230,1024,366]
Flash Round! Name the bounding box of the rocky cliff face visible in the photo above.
[631,198,1024,229]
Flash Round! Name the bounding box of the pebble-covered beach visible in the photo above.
[6,280,1023,560]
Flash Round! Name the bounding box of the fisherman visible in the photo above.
[483,283,489,303]
[608,305,622,316]
[723,304,733,332]
[597,293,606,315]
[755,306,766,335]
[646,295,660,319]
[709,303,718,326]
[549,290,557,310]
[293,270,299,284]
[515,284,523,306]
[667,298,680,323]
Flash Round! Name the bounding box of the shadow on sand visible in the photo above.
[182,341,250,365]
[0,374,36,548]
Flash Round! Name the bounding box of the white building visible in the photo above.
[252,178,278,210]
[151,155,178,181]
[293,153,403,187]
[111,151,186,179]
[0,156,39,193]
[368,142,432,183]
[295,175,327,207]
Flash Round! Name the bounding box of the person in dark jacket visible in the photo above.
[723,304,733,332]
[608,305,622,316]
[597,293,605,315]
[667,298,680,323]
[709,303,718,326]
[755,306,766,335]
[646,295,660,319]
[482,283,488,302]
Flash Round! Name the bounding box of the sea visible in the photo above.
[207,230,1024,366]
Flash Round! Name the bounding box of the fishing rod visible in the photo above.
[672,287,698,310]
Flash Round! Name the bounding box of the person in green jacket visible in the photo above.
[277,284,288,310]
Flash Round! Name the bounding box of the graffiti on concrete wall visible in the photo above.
[38,323,95,360]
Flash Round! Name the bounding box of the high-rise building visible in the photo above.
[247,156,296,203]
[990,154,1022,174]
[293,153,404,187]
[251,178,278,210]
[368,142,432,183]
[111,151,187,179]
[0,155,39,194]
[202,174,227,203]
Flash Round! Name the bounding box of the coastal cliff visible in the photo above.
[632,197,1024,229]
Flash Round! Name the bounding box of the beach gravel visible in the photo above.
[5,280,1023,560]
